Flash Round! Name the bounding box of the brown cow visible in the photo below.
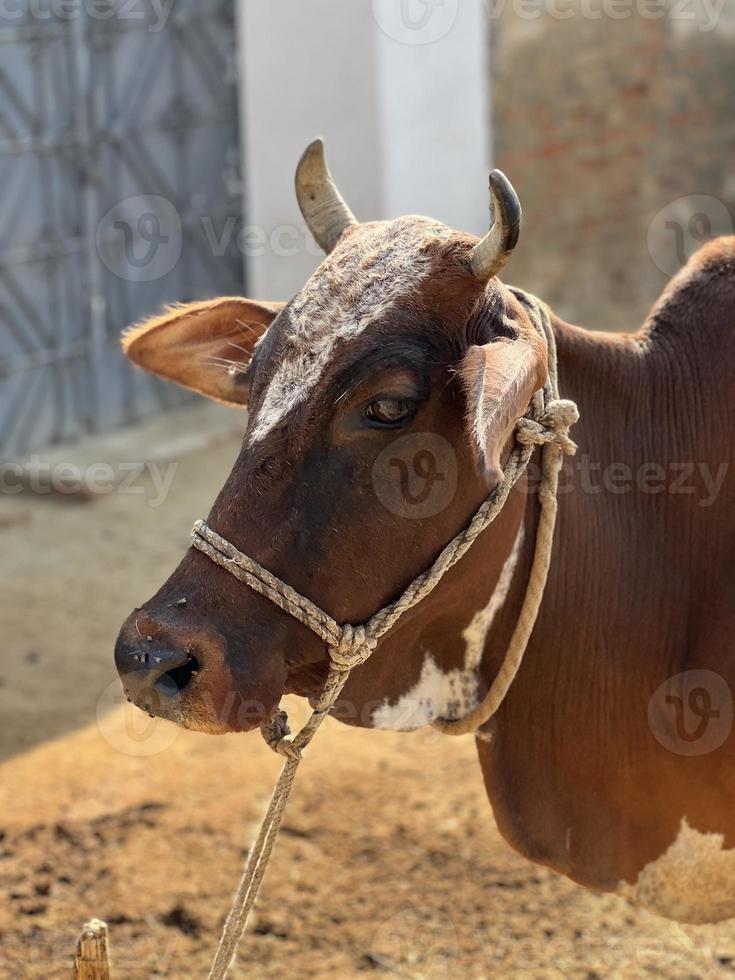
[115,140,735,923]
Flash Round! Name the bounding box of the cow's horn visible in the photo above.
[469,170,522,281]
[295,138,358,254]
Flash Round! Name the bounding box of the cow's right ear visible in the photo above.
[460,331,547,487]
[122,297,284,407]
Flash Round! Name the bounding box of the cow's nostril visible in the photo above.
[115,633,201,710]
[158,655,200,695]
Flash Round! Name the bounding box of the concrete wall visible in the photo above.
[237,0,492,300]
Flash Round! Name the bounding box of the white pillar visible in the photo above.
[372,0,490,231]
[237,0,490,300]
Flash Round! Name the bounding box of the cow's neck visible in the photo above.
[351,265,735,922]
[365,465,530,731]
[477,308,735,920]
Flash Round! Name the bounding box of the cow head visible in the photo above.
[115,140,547,734]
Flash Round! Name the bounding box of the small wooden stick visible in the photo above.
[73,919,112,980]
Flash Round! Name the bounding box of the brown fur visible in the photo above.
[116,224,735,917]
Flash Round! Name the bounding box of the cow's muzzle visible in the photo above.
[114,608,284,733]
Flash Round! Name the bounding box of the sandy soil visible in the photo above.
[2,708,735,979]
[1,410,734,979]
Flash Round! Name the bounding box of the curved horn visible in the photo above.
[295,138,358,254]
[469,170,522,281]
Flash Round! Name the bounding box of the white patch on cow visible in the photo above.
[619,819,735,923]
[371,523,525,731]
[248,218,451,443]
[462,525,525,671]
[371,652,481,731]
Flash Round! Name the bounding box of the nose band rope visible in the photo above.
[193,288,578,979]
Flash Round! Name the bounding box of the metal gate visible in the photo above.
[0,0,243,458]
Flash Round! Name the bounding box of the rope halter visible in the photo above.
[516,399,579,455]
[194,289,579,979]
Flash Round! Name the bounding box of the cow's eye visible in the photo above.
[364,398,416,427]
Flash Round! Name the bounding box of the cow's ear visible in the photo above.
[460,330,547,485]
[122,297,284,407]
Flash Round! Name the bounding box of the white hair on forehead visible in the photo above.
[247,217,454,444]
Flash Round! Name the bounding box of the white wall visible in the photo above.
[237,0,490,300]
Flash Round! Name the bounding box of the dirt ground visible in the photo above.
[0,403,241,761]
[1,408,734,979]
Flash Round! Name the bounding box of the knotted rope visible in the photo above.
[195,289,578,979]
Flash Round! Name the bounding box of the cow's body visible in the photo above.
[481,242,735,919]
[115,142,735,923]
[323,238,735,921]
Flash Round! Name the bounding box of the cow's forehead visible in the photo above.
[248,216,467,444]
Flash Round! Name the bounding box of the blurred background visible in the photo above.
[2,0,733,461]
[1,1,734,976]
